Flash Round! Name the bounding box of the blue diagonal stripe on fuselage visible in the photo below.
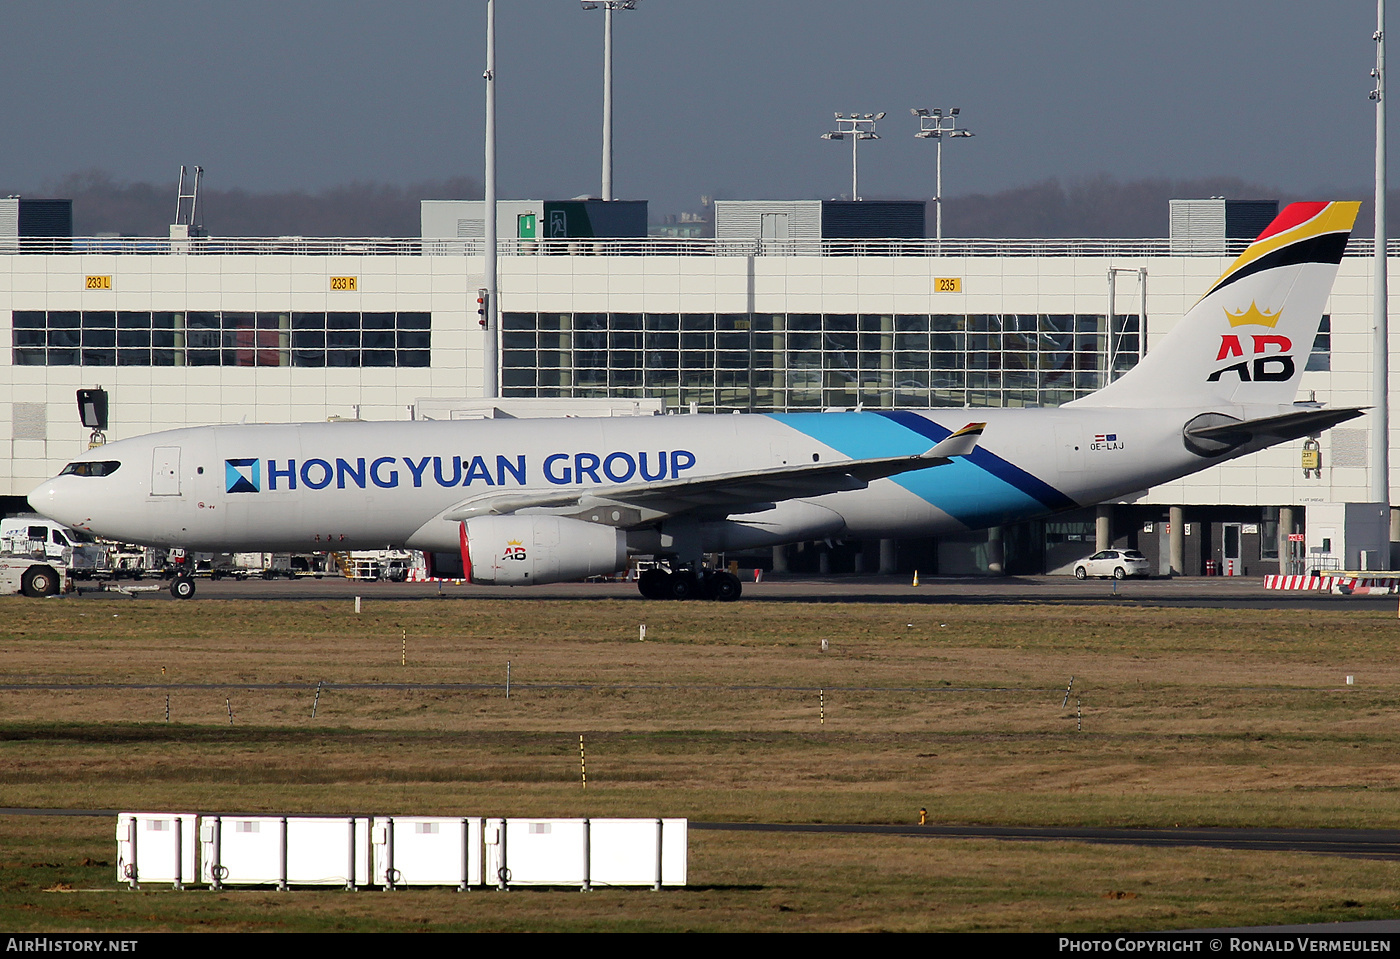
[767,411,1076,529]
[875,411,1078,512]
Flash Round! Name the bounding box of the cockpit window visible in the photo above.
[59,460,121,477]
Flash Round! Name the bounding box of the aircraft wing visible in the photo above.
[442,422,987,526]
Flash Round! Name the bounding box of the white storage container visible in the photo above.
[199,815,372,888]
[116,813,200,887]
[372,817,484,888]
[483,818,686,888]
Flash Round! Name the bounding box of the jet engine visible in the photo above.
[461,515,628,586]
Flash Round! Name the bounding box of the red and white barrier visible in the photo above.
[1263,575,1340,590]
[1333,578,1400,595]
[1263,574,1399,594]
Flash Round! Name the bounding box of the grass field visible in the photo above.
[3,594,1400,931]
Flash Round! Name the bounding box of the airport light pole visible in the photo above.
[1373,0,1392,560]
[912,107,974,249]
[483,0,498,399]
[821,113,884,201]
[581,0,639,202]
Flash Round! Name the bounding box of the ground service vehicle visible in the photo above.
[0,553,69,597]
[0,515,106,576]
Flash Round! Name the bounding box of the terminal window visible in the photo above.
[1305,315,1331,372]
[11,311,431,368]
[501,311,1139,413]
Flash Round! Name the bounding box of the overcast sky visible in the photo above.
[0,1,1391,215]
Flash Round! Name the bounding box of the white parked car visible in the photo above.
[1073,549,1151,580]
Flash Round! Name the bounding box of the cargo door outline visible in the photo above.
[151,447,182,496]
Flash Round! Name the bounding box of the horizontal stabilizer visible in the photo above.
[1183,406,1365,456]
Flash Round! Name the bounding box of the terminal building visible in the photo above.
[1,196,1392,578]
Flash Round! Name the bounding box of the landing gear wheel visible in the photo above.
[637,568,670,600]
[668,573,698,601]
[1074,566,1087,580]
[20,565,59,598]
[1112,567,1126,580]
[712,571,743,602]
[170,576,196,599]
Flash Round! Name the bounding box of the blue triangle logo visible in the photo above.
[225,458,261,494]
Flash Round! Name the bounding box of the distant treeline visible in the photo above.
[2,170,1385,238]
[938,174,1379,238]
[3,171,483,237]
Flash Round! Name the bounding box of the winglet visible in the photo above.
[923,422,985,460]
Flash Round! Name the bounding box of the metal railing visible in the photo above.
[2,235,1395,258]
[424,236,1209,258]
[0,236,424,256]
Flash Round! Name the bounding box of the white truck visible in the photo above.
[0,552,70,597]
[0,515,107,577]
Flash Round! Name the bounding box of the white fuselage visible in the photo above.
[28,406,1228,556]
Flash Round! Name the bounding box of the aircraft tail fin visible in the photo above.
[1072,201,1360,410]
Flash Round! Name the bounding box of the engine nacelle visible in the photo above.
[461,515,627,586]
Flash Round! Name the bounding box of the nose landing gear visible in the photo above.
[637,565,742,602]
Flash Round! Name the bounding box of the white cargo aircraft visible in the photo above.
[30,202,1363,600]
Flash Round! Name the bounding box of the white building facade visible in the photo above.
[0,233,1390,576]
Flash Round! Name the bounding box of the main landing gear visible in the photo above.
[636,566,742,602]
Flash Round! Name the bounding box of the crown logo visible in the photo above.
[1225,302,1282,328]
[506,539,523,547]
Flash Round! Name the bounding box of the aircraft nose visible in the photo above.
[28,477,86,528]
